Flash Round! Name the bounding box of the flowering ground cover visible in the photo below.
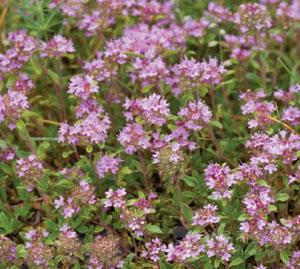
[1,0,300,268]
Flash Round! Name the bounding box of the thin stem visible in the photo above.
[138,151,150,191]
[55,59,67,121]
[266,115,299,135]
[175,181,189,229]
[38,119,60,126]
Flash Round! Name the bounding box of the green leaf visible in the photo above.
[280,249,290,264]
[229,257,244,267]
[183,204,193,222]
[214,259,221,268]
[16,120,27,133]
[182,176,197,187]
[210,120,223,129]
[145,224,163,234]
[55,179,74,189]
[62,150,74,158]
[0,212,20,234]
[268,204,277,212]
[276,193,289,202]
[16,244,26,259]
[47,70,60,84]
[120,167,132,175]
[159,260,173,269]
[86,145,93,153]
[237,214,248,221]
[245,242,256,258]
[141,84,154,93]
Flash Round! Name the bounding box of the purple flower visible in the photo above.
[124,93,170,126]
[192,204,220,227]
[142,238,166,262]
[96,155,122,179]
[166,233,205,263]
[167,58,226,96]
[118,123,150,154]
[83,52,116,82]
[58,111,111,145]
[178,99,212,131]
[204,163,235,199]
[204,2,233,23]
[14,73,34,93]
[206,235,234,262]
[282,106,300,126]
[0,235,17,265]
[104,188,127,208]
[40,35,75,58]
[234,3,272,33]
[284,250,300,269]
[131,56,169,87]
[16,155,44,191]
[0,89,29,129]
[68,74,99,100]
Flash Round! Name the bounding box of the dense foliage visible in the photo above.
[1,0,300,268]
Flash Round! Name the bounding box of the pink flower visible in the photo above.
[234,3,272,33]
[83,52,116,82]
[204,163,235,199]
[167,58,226,96]
[166,233,205,263]
[58,112,111,145]
[16,155,44,191]
[118,123,150,154]
[240,90,276,129]
[192,204,220,227]
[68,74,99,100]
[206,235,234,262]
[131,56,169,87]
[14,73,34,93]
[0,89,29,129]
[282,106,300,126]
[205,2,233,23]
[178,99,212,131]
[40,35,75,58]
[142,238,166,262]
[96,155,122,179]
[104,188,127,208]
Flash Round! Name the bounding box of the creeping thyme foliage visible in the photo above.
[1,0,300,268]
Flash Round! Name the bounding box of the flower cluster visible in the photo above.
[54,180,97,218]
[234,3,272,34]
[118,123,150,154]
[167,58,226,96]
[0,89,29,129]
[56,224,81,265]
[206,235,234,262]
[166,233,205,263]
[58,109,111,145]
[0,235,17,266]
[141,238,166,262]
[24,228,53,269]
[240,90,276,129]
[104,189,157,237]
[87,233,124,269]
[0,30,37,76]
[40,35,75,58]
[68,75,99,100]
[192,204,220,227]
[204,163,235,199]
[16,155,44,191]
[96,155,122,179]
[124,93,170,126]
[178,99,212,131]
